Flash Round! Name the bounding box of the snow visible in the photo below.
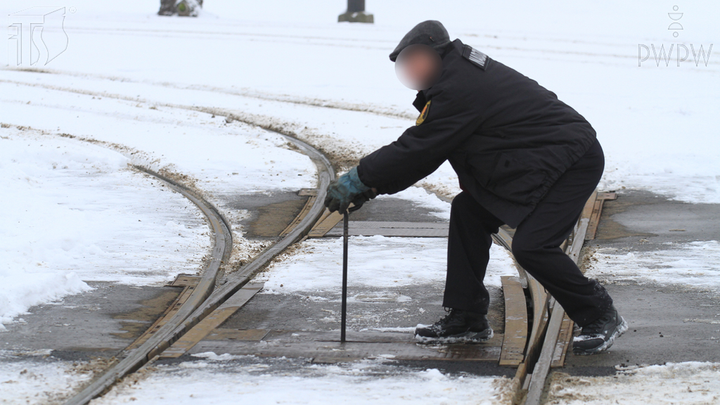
[0,114,315,328]
[0,127,211,329]
[586,241,720,292]
[0,351,94,405]
[547,362,720,405]
[2,0,719,203]
[376,186,452,220]
[258,236,517,294]
[89,354,510,405]
[0,81,317,196]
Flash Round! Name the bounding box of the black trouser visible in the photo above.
[442,139,612,327]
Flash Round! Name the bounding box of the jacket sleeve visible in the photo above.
[363,157,445,195]
[357,78,484,194]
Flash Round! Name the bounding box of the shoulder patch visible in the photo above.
[462,45,488,70]
[416,100,431,125]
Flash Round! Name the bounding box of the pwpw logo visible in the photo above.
[637,4,713,68]
[8,6,69,67]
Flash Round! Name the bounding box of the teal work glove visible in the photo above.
[324,167,377,213]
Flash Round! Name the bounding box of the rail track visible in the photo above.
[63,131,334,405]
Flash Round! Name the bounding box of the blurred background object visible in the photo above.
[338,0,373,23]
[159,0,204,17]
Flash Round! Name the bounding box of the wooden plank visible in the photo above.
[580,190,598,222]
[159,283,264,358]
[568,219,589,263]
[204,328,269,341]
[307,210,344,238]
[499,276,529,366]
[551,314,574,368]
[307,203,365,238]
[514,192,597,404]
[585,199,604,240]
[182,328,503,362]
[168,274,201,288]
[189,337,504,363]
[124,285,196,351]
[585,191,617,240]
[325,221,449,237]
[279,196,316,237]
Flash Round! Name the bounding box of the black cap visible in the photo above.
[389,20,451,62]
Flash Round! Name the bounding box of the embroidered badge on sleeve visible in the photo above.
[416,100,431,125]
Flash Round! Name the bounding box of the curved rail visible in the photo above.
[64,132,334,405]
[159,132,334,359]
[63,166,231,405]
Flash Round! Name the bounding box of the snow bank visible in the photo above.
[586,241,720,292]
[548,362,720,405]
[90,354,508,405]
[0,351,94,404]
[0,128,211,329]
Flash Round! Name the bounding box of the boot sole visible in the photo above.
[573,317,629,356]
[415,329,494,344]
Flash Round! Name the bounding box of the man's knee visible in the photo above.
[451,192,502,232]
[451,191,476,214]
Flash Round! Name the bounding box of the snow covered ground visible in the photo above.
[0,350,94,405]
[547,362,720,405]
[1,0,719,403]
[587,241,720,293]
[259,236,516,294]
[0,126,211,329]
[0,115,316,330]
[90,353,510,405]
[2,0,719,203]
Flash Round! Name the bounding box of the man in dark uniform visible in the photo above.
[324,21,627,355]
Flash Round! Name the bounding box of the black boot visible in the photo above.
[573,305,628,355]
[415,309,493,343]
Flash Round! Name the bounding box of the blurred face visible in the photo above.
[395,44,442,91]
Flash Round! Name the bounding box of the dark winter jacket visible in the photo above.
[357,39,598,228]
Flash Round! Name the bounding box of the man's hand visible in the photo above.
[324,167,377,213]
